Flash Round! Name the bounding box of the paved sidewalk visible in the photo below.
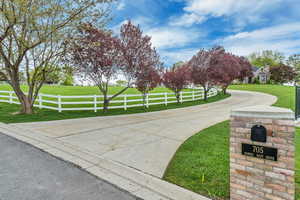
[0,133,138,200]
[1,90,277,200]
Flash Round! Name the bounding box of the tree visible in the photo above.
[287,54,300,82]
[61,65,75,86]
[172,61,185,70]
[135,45,162,107]
[0,0,113,114]
[67,21,159,112]
[209,48,240,94]
[62,74,74,86]
[116,80,128,87]
[66,24,121,112]
[189,49,215,101]
[118,21,157,88]
[189,47,252,97]
[136,68,161,107]
[270,64,297,84]
[41,66,63,84]
[237,57,253,81]
[210,48,252,94]
[162,65,191,103]
[248,50,284,67]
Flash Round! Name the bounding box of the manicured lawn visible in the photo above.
[0,84,198,109]
[164,121,230,199]
[0,84,230,123]
[164,84,299,200]
[229,84,295,110]
[0,84,180,95]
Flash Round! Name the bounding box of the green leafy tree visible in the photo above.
[61,65,75,85]
[287,54,300,82]
[0,0,114,114]
[45,68,62,84]
[248,50,285,67]
[116,80,128,87]
[62,74,74,86]
[172,61,185,70]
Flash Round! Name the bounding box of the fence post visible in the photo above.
[58,95,62,113]
[180,91,183,103]
[124,94,127,111]
[146,93,149,108]
[94,95,97,112]
[39,94,42,109]
[9,92,13,104]
[165,92,168,106]
[192,90,195,101]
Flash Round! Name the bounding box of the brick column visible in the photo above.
[230,105,295,200]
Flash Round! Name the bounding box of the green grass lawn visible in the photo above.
[0,84,203,109]
[230,84,295,110]
[0,84,230,123]
[163,84,299,200]
[0,84,180,95]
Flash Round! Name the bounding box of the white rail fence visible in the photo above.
[0,88,218,112]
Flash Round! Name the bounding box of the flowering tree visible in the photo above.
[67,21,161,112]
[209,48,242,94]
[237,56,253,81]
[119,21,154,85]
[136,67,161,107]
[66,24,121,112]
[270,64,297,84]
[135,46,163,106]
[162,65,191,103]
[189,47,253,95]
[189,49,215,101]
[211,48,253,94]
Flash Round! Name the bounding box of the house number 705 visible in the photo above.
[252,146,264,154]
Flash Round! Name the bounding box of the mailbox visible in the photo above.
[251,125,267,143]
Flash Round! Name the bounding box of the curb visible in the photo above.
[0,123,211,200]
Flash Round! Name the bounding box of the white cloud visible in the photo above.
[116,1,125,10]
[159,48,198,65]
[220,22,300,56]
[111,16,154,34]
[170,0,283,27]
[111,15,204,50]
[146,27,203,49]
[169,13,206,27]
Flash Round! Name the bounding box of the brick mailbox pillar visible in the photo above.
[230,105,295,200]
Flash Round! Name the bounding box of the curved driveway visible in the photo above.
[14,90,277,178]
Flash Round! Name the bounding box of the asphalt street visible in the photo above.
[0,133,139,200]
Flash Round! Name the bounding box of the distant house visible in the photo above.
[244,66,270,84]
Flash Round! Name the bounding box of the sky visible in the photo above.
[109,0,300,66]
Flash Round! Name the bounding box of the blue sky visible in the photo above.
[110,0,300,66]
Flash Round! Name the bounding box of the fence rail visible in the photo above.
[0,88,218,112]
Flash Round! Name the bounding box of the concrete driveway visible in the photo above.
[13,90,277,178]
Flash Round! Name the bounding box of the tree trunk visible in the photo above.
[11,81,34,114]
[223,87,227,95]
[176,92,180,103]
[142,93,147,108]
[14,92,34,114]
[204,89,208,101]
[103,97,110,113]
[20,97,34,114]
